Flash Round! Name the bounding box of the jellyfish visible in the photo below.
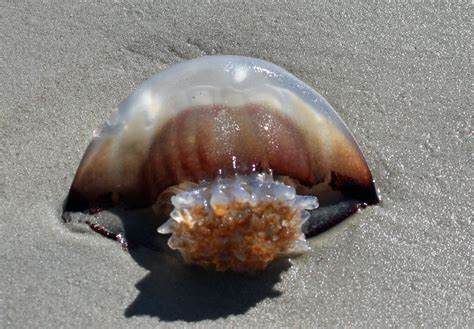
[63,56,379,271]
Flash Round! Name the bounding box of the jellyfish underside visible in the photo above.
[63,56,379,271]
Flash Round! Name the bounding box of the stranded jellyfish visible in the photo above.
[63,56,379,272]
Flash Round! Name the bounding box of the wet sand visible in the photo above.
[1,1,471,327]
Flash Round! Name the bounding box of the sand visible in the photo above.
[1,0,471,327]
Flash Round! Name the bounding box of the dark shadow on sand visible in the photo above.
[63,197,364,321]
[109,208,290,321]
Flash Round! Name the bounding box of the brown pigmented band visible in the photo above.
[66,105,377,212]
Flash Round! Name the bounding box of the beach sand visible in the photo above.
[1,1,471,327]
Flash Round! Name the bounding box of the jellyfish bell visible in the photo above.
[63,56,379,271]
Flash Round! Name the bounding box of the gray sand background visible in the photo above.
[1,0,471,327]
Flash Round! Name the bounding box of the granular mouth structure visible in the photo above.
[158,173,319,272]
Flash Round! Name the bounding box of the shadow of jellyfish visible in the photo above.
[125,246,290,321]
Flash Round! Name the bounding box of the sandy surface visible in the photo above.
[1,1,471,327]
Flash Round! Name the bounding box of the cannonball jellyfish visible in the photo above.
[63,56,379,272]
